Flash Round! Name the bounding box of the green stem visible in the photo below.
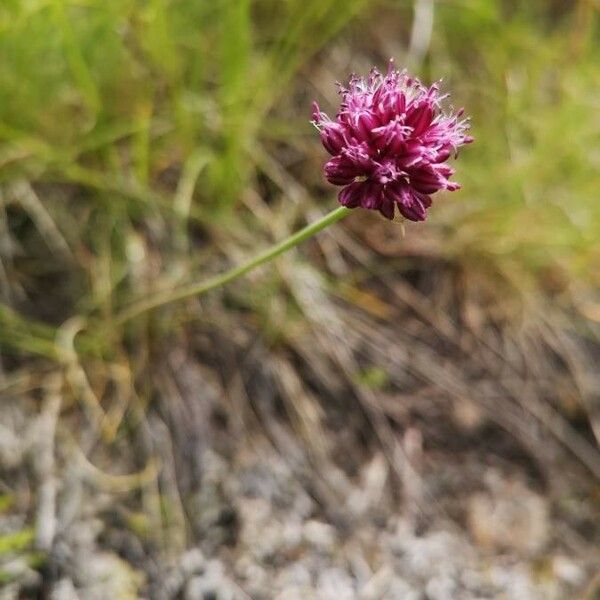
[115,206,351,325]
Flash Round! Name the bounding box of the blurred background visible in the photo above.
[1,0,599,598]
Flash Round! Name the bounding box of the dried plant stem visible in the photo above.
[115,206,350,325]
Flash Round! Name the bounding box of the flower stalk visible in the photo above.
[114,206,351,325]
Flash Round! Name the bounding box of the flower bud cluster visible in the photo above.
[313,62,473,220]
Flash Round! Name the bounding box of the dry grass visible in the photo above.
[0,0,599,597]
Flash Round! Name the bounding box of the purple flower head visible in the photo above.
[312,61,473,221]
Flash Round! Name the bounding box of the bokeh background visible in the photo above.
[1,0,599,598]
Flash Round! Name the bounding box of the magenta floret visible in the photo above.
[312,61,473,221]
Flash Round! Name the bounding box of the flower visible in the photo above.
[312,61,473,221]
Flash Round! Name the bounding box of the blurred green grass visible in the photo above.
[0,0,598,357]
[433,0,600,291]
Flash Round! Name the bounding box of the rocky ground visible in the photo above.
[1,203,599,600]
[1,371,598,599]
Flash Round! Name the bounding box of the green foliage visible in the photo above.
[433,1,600,285]
[353,366,390,390]
[0,528,33,555]
[0,0,597,361]
[0,0,369,357]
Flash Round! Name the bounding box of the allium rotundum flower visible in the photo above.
[312,61,473,221]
